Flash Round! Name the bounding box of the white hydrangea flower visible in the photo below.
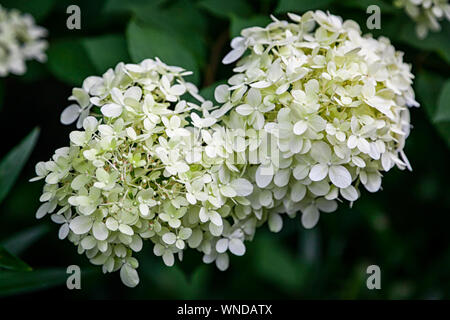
[395,0,450,38]
[216,10,419,230]
[33,58,256,287]
[0,6,47,76]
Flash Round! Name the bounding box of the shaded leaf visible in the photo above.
[83,34,130,74]
[0,127,39,204]
[126,19,200,84]
[47,39,97,85]
[230,14,271,38]
[1,0,56,22]
[339,0,397,13]
[0,268,67,297]
[435,80,450,123]
[396,22,450,65]
[103,0,165,14]
[1,224,50,255]
[253,233,304,292]
[415,71,450,147]
[198,0,252,18]
[132,2,208,67]
[0,246,31,271]
[276,0,335,13]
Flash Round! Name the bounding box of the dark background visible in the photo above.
[0,0,449,299]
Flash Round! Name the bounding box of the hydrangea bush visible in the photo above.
[395,0,450,38]
[0,5,47,76]
[32,10,419,287]
[32,59,256,287]
[216,10,419,230]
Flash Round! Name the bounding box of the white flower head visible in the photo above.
[0,6,47,76]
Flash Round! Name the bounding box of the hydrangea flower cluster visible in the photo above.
[32,58,255,287]
[395,0,450,38]
[31,11,419,288]
[0,5,47,76]
[216,10,418,230]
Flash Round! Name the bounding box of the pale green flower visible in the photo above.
[216,10,418,230]
[32,58,255,287]
[0,5,47,76]
[395,0,450,38]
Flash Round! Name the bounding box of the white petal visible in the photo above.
[119,224,134,236]
[310,141,332,163]
[214,84,230,103]
[69,216,93,234]
[230,178,253,196]
[101,103,123,118]
[93,221,108,241]
[301,205,320,229]
[255,165,273,188]
[60,104,81,125]
[216,238,229,253]
[222,46,246,64]
[340,185,359,201]
[274,169,290,187]
[139,204,149,217]
[120,264,139,288]
[293,164,309,180]
[162,251,175,266]
[229,238,245,256]
[290,181,307,202]
[130,235,143,252]
[329,165,352,188]
[216,253,229,271]
[236,104,254,116]
[105,217,118,231]
[268,213,283,232]
[293,121,308,135]
[363,172,382,192]
[309,164,328,181]
[316,198,338,213]
[36,202,50,219]
[162,232,176,245]
[246,88,261,106]
[58,224,70,240]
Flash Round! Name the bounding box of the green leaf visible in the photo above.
[198,0,252,18]
[82,34,131,74]
[435,80,450,123]
[415,71,450,147]
[1,224,50,255]
[253,233,305,292]
[126,19,200,85]
[103,0,166,14]
[132,2,208,68]
[0,268,67,297]
[0,127,40,204]
[230,14,271,38]
[276,0,335,13]
[47,39,97,86]
[1,0,56,22]
[338,0,397,13]
[396,22,450,65]
[0,246,31,271]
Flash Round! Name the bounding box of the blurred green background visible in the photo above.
[0,0,449,299]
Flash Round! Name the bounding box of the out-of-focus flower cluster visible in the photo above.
[32,59,255,287]
[395,0,450,38]
[217,10,418,230]
[0,5,47,76]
